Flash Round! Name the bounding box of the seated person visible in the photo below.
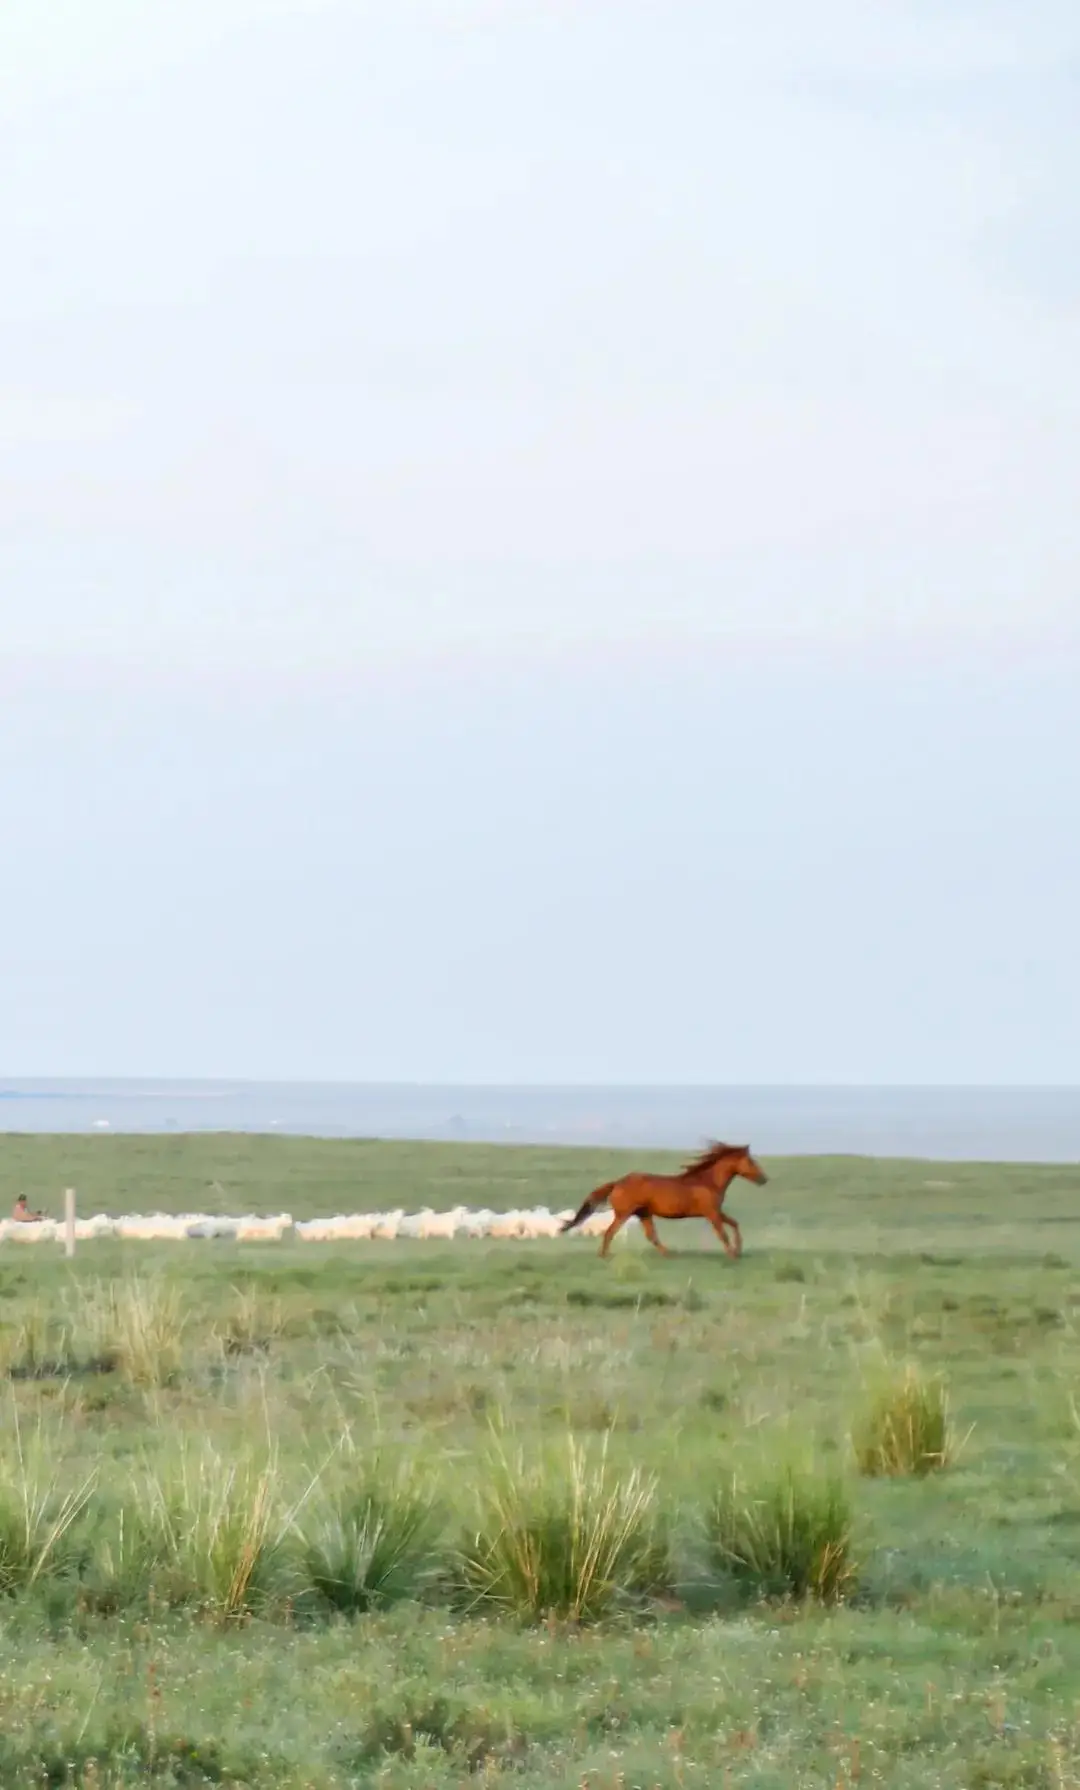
[12,1195,43,1223]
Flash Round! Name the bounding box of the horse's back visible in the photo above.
[613,1170,700,1218]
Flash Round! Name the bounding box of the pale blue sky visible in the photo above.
[1,1,1077,1082]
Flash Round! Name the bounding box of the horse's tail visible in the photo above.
[561,1181,617,1233]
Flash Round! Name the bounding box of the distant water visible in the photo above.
[0,1081,1078,1161]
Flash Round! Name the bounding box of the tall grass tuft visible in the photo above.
[79,1500,170,1615]
[705,1466,856,1604]
[0,1404,94,1595]
[139,1441,289,1619]
[91,1278,189,1387]
[216,1284,286,1357]
[458,1432,670,1623]
[1,1302,78,1379]
[297,1471,442,1614]
[853,1366,955,1478]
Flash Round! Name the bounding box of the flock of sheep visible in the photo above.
[0,1207,611,1245]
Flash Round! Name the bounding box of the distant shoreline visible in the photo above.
[0,1080,1077,1162]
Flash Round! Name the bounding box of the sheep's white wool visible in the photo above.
[0,1205,627,1244]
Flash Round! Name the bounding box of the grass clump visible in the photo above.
[297,1471,442,1614]
[853,1365,955,1477]
[458,1432,670,1623]
[0,1406,94,1595]
[216,1283,286,1357]
[79,1500,172,1615]
[1,1302,80,1379]
[1,1279,190,1387]
[99,1278,189,1387]
[705,1465,856,1604]
[62,1277,189,1387]
[352,1693,525,1772]
[138,1442,290,1619]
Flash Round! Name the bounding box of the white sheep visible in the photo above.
[420,1206,467,1239]
[0,1202,629,1246]
[1,1219,58,1243]
[235,1216,293,1242]
[520,1210,564,1239]
[454,1209,493,1239]
[397,1210,436,1240]
[76,1216,116,1241]
[296,1216,354,1242]
[337,1214,379,1240]
[185,1217,241,1239]
[295,1219,333,1243]
[489,1210,536,1239]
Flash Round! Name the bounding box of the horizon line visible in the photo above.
[1,1078,1077,1094]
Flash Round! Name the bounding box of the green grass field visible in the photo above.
[1,1134,1080,1787]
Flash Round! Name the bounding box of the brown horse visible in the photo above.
[560,1141,768,1258]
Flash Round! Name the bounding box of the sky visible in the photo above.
[1,0,1078,1084]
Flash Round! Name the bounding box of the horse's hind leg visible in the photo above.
[639,1214,669,1256]
[599,1213,629,1258]
[707,1213,739,1259]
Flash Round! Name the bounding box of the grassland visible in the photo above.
[0,1134,1079,1787]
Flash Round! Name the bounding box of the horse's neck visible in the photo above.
[704,1166,735,1200]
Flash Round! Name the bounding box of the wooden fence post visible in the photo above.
[64,1187,76,1259]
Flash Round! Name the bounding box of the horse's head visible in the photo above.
[683,1141,769,1188]
[731,1146,768,1186]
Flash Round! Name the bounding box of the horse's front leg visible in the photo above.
[711,1189,742,1257]
[707,1210,739,1259]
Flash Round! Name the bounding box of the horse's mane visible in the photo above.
[678,1140,745,1179]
